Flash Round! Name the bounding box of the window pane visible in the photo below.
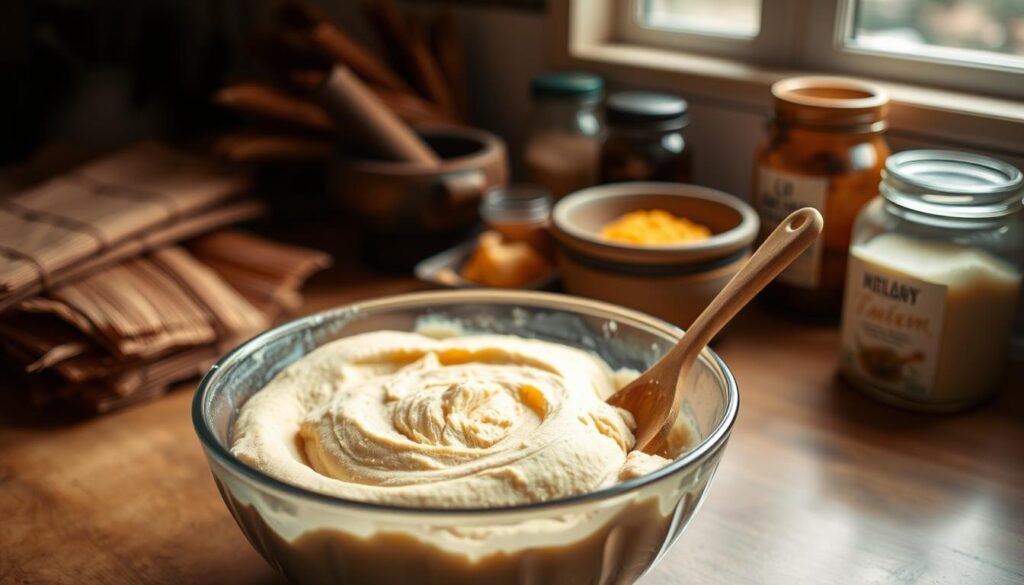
[850,0,1024,67]
[640,0,762,39]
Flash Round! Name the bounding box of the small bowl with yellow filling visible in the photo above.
[551,182,758,327]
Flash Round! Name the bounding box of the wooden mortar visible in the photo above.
[328,126,507,268]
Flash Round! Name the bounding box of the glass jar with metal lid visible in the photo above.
[523,71,604,200]
[839,150,1024,412]
[599,91,692,185]
[754,76,891,318]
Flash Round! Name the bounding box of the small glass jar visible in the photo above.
[753,76,891,318]
[523,72,604,200]
[599,91,692,184]
[839,150,1024,412]
[479,184,554,254]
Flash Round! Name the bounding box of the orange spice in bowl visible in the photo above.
[600,209,711,245]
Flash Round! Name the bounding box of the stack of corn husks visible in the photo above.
[0,142,330,413]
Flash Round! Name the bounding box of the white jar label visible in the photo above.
[840,248,947,398]
[755,166,828,288]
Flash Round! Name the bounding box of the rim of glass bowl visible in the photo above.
[192,289,739,516]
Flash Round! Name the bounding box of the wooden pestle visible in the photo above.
[316,65,441,166]
[289,70,458,126]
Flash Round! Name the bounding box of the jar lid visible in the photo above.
[480,184,553,224]
[882,150,1024,219]
[605,91,688,128]
[771,76,889,130]
[531,72,603,100]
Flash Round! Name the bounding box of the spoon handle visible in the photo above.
[671,207,823,365]
[609,207,823,455]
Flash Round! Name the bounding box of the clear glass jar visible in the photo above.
[479,184,553,254]
[839,150,1024,412]
[754,77,891,318]
[599,91,692,185]
[523,72,604,200]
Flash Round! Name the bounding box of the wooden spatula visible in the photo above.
[608,207,824,454]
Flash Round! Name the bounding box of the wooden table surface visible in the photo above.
[2,264,1022,585]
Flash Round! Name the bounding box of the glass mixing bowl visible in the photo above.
[193,290,738,585]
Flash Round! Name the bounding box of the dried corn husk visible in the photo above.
[0,143,327,416]
[0,142,254,310]
[1,232,328,414]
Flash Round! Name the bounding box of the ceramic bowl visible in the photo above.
[551,182,759,327]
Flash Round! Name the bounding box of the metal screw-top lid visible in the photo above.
[480,184,553,225]
[605,91,688,128]
[531,71,603,100]
[882,150,1024,219]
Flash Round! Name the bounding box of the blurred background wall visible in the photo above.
[2,1,1019,201]
[0,1,546,163]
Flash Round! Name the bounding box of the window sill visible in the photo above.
[550,3,1024,156]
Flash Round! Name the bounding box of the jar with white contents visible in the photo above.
[839,150,1024,412]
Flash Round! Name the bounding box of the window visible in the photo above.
[617,0,792,62]
[615,0,1023,99]
[848,0,1024,65]
[639,0,761,39]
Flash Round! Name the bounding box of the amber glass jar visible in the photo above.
[599,91,692,184]
[753,76,890,317]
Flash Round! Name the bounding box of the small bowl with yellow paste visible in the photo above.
[552,182,758,327]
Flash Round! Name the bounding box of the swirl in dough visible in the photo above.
[231,331,670,508]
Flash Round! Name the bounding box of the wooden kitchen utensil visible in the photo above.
[286,70,456,126]
[213,83,333,133]
[608,207,823,454]
[316,65,441,166]
[277,0,409,92]
[213,132,334,163]
[398,13,457,116]
[430,6,470,120]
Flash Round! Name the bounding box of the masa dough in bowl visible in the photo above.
[231,331,672,508]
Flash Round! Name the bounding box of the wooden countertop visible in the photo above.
[2,267,1022,585]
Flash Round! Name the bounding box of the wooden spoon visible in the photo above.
[608,207,824,454]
